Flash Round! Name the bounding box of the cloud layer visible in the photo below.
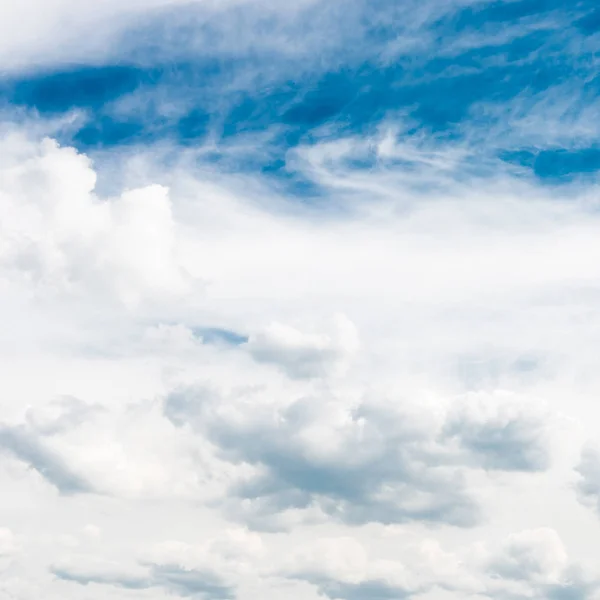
[2,1,600,599]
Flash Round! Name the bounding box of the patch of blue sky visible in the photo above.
[4,65,148,113]
[444,0,593,33]
[261,158,326,200]
[1,0,600,186]
[499,147,600,181]
[533,148,600,180]
[192,327,249,346]
[73,117,148,148]
[576,7,600,34]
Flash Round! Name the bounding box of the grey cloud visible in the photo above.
[52,563,235,599]
[485,583,596,600]
[544,580,596,600]
[52,566,148,589]
[164,386,216,429]
[442,398,550,472]
[151,564,235,599]
[0,424,92,494]
[246,339,342,379]
[164,387,554,529]
[303,577,413,600]
[575,445,600,517]
[194,327,248,347]
[490,576,598,600]
[488,531,566,583]
[164,388,483,529]
[545,566,600,600]
[485,529,598,600]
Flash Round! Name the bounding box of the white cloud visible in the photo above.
[442,391,552,472]
[282,536,416,598]
[245,314,359,379]
[0,529,16,559]
[0,135,191,307]
[162,380,558,530]
[50,527,265,599]
[1,102,600,598]
[0,0,354,73]
[482,529,600,600]
[276,528,600,600]
[576,445,600,518]
[488,528,569,585]
[82,524,102,539]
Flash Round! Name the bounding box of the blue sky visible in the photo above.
[3,2,600,600]
[3,0,600,188]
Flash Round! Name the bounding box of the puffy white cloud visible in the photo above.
[24,396,103,436]
[483,529,600,600]
[51,527,265,599]
[0,135,191,307]
[276,529,600,600]
[278,536,478,599]
[0,391,235,501]
[245,314,359,379]
[163,381,555,530]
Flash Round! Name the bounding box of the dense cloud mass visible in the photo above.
[163,385,554,530]
[2,1,600,599]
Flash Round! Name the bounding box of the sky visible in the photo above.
[2,0,600,598]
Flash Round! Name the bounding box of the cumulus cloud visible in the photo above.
[245,314,359,379]
[277,529,599,600]
[0,392,235,502]
[279,536,472,599]
[163,382,554,530]
[0,128,593,599]
[0,423,92,495]
[277,529,600,600]
[296,576,413,600]
[442,392,551,472]
[24,396,103,436]
[575,445,600,517]
[2,3,600,598]
[164,386,473,528]
[0,135,191,307]
[52,562,235,598]
[484,529,599,600]
[51,527,263,599]
[488,528,569,585]
[43,525,600,600]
